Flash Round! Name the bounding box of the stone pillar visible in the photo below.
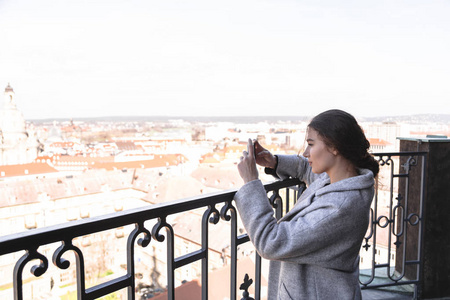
[397,137,450,299]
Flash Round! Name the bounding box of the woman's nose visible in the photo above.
[302,147,309,157]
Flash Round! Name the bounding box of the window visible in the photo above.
[60,270,73,284]
[67,209,78,221]
[24,215,37,229]
[80,208,90,219]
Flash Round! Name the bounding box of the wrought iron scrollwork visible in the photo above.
[376,215,391,228]
[201,205,221,297]
[125,222,152,299]
[363,208,374,251]
[151,216,175,299]
[14,247,49,300]
[407,213,421,226]
[392,194,404,247]
[134,222,151,247]
[269,189,281,209]
[16,247,48,277]
[219,199,239,299]
[52,240,83,270]
[204,204,220,225]
[360,152,426,295]
[269,190,283,220]
[52,239,88,299]
[377,155,393,167]
[220,200,236,222]
[402,156,418,173]
[151,217,171,242]
[0,177,304,300]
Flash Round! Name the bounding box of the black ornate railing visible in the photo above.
[0,178,303,300]
[0,152,427,299]
[360,151,427,299]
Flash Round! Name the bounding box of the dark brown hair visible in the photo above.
[308,109,379,177]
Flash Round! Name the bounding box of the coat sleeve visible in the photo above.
[275,155,320,186]
[234,180,368,270]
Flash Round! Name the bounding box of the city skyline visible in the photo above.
[1,0,450,120]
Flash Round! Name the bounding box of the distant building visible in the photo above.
[368,138,394,152]
[0,84,39,165]
[0,169,147,299]
[363,122,410,152]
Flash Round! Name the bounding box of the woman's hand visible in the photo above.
[238,139,259,184]
[253,140,277,169]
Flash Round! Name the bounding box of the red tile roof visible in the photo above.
[201,143,282,164]
[49,142,81,148]
[115,141,138,151]
[36,155,115,164]
[200,156,221,164]
[91,154,188,171]
[0,162,58,178]
[60,125,85,132]
[0,169,134,208]
[368,138,391,146]
[152,279,201,300]
[142,176,206,204]
[199,153,222,164]
[191,164,244,190]
[35,154,188,171]
[224,145,247,153]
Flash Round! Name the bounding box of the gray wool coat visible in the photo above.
[234,154,375,300]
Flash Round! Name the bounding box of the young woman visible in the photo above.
[235,109,379,300]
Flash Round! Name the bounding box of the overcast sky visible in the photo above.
[1,0,449,120]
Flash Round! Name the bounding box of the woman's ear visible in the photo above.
[330,147,338,156]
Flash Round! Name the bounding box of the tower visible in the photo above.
[0,83,39,165]
[4,83,16,110]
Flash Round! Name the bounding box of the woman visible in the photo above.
[235,109,379,300]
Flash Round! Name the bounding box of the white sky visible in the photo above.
[1,0,449,120]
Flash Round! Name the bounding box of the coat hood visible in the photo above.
[315,168,374,197]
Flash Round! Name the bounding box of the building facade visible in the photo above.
[0,84,39,165]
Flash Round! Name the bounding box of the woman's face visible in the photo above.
[302,128,337,174]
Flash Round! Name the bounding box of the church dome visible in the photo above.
[5,83,14,93]
[0,83,27,134]
[0,109,27,133]
[47,123,63,142]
